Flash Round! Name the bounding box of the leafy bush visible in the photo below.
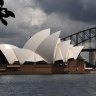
[0,0,15,26]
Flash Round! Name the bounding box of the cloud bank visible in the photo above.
[0,0,96,47]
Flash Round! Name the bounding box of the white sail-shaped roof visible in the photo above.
[54,44,63,61]
[35,53,44,62]
[67,46,74,60]
[0,44,18,64]
[71,46,84,59]
[54,38,61,56]
[14,48,35,64]
[23,28,50,51]
[66,45,84,60]
[25,56,34,62]
[14,48,45,64]
[59,40,71,62]
[36,31,61,63]
[66,44,74,61]
[26,53,44,62]
[3,44,18,49]
[54,38,63,61]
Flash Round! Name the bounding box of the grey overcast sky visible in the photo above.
[0,0,96,47]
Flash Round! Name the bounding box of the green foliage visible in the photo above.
[0,0,15,26]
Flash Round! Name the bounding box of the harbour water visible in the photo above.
[0,74,96,96]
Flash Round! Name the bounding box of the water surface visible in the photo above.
[0,74,96,96]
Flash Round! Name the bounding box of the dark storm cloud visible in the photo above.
[0,0,95,48]
[36,0,96,23]
[0,32,20,38]
[0,29,27,47]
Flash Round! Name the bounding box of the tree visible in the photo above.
[0,0,15,26]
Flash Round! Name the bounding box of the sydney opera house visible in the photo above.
[0,29,89,74]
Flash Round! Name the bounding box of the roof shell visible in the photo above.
[23,28,50,51]
[60,40,71,62]
[54,38,63,61]
[36,31,61,63]
[71,46,84,59]
[67,45,74,60]
[14,48,45,64]
[26,53,44,62]
[0,44,18,64]
[14,48,34,64]
[66,45,84,60]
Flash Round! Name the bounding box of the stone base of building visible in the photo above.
[0,59,91,75]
